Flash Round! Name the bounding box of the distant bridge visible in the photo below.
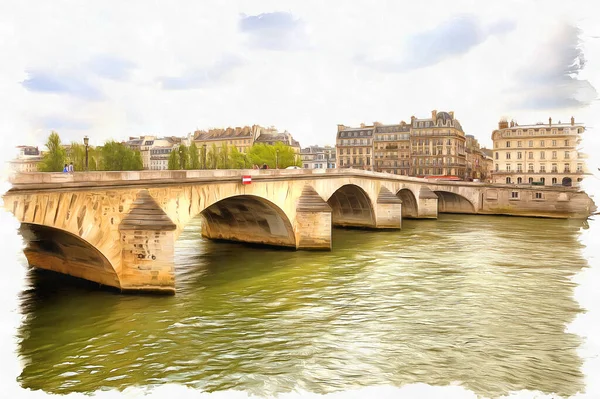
[2,169,594,294]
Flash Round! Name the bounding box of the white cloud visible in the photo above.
[0,0,596,152]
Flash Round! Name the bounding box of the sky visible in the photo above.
[0,0,598,151]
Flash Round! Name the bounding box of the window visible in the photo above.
[506,152,511,159]
[511,191,519,198]
[552,140,557,147]
[528,177,534,184]
[564,140,569,146]
[517,177,522,184]
[577,163,583,172]
[529,140,533,147]
[540,140,545,147]
[552,177,557,184]
[518,141,522,147]
[564,163,570,173]
[535,192,544,199]
[528,163,534,172]
[551,163,558,172]
[540,164,546,172]
[528,152,533,159]
[506,164,511,172]
[540,151,545,160]
[506,141,511,148]
[495,164,499,171]
[517,163,522,172]
[517,152,522,159]
[552,151,557,159]
[495,152,499,160]
[565,151,570,159]
[506,177,512,184]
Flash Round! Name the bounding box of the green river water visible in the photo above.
[16,215,588,397]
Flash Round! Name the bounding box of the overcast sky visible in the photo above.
[1,0,598,150]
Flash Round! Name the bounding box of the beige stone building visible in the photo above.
[491,117,587,187]
[300,145,336,169]
[410,111,467,178]
[335,124,374,170]
[193,126,255,154]
[9,146,43,172]
[373,121,411,175]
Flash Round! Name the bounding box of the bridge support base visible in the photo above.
[417,188,439,219]
[119,229,176,295]
[295,210,332,250]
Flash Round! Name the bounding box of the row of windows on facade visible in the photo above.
[374,134,410,141]
[506,177,582,185]
[496,139,571,148]
[338,139,372,145]
[495,164,584,172]
[302,163,334,169]
[500,127,583,136]
[496,150,577,160]
[338,158,371,166]
[414,168,462,175]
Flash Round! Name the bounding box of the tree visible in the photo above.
[168,149,180,170]
[247,142,301,169]
[69,142,86,171]
[217,142,230,169]
[39,131,67,172]
[230,146,248,169]
[207,144,218,169]
[178,144,189,170]
[189,142,201,170]
[99,141,143,171]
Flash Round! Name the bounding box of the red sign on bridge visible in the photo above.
[242,175,252,185]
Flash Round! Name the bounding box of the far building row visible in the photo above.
[335,110,493,181]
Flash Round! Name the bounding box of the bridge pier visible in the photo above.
[295,186,332,250]
[375,187,402,229]
[417,187,439,219]
[118,190,177,294]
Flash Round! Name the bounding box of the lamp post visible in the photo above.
[202,144,207,169]
[83,136,89,171]
[276,149,279,169]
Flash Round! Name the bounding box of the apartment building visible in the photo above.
[491,117,587,186]
[300,145,336,169]
[335,123,374,170]
[373,121,411,175]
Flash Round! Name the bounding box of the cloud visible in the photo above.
[158,54,243,90]
[356,14,517,72]
[239,12,309,51]
[21,70,104,100]
[86,55,136,81]
[511,23,598,110]
[38,116,92,131]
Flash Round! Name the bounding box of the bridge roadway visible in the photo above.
[2,169,595,294]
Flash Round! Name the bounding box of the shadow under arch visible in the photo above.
[18,223,121,290]
[434,191,476,214]
[396,188,419,218]
[196,195,297,248]
[327,184,375,228]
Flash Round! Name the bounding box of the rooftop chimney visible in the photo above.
[571,116,575,126]
[549,117,552,126]
[449,111,454,118]
[431,110,437,119]
[360,123,365,128]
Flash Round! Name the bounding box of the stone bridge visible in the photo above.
[2,169,594,294]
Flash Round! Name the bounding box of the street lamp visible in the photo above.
[276,149,279,169]
[202,144,207,169]
[83,136,89,171]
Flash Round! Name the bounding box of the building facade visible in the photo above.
[491,117,587,186]
[335,124,374,170]
[410,111,466,178]
[193,126,255,155]
[9,146,43,172]
[373,121,411,175]
[300,145,336,169]
[149,146,175,170]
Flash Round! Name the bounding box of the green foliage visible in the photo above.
[99,141,143,171]
[217,143,229,169]
[207,144,218,169]
[229,146,249,169]
[189,142,201,169]
[39,131,67,172]
[248,142,300,169]
[177,144,189,170]
[168,149,180,170]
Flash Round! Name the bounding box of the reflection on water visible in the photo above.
[17,215,587,397]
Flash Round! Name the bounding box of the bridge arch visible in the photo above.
[433,191,476,214]
[194,195,297,248]
[396,188,419,218]
[326,184,375,228]
[18,223,121,289]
